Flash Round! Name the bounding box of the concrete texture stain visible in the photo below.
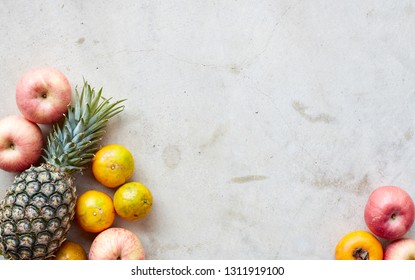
[199,125,227,151]
[231,175,268,184]
[312,172,370,195]
[162,145,181,169]
[405,128,414,141]
[292,101,335,123]
[77,37,85,45]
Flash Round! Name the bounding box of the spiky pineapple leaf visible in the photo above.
[42,80,126,174]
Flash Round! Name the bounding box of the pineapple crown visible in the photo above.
[42,80,125,174]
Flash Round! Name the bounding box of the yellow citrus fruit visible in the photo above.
[92,144,135,188]
[75,190,115,233]
[114,182,153,221]
[54,241,87,260]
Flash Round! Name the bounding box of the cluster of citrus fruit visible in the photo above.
[54,144,153,260]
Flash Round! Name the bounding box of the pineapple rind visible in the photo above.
[0,164,76,260]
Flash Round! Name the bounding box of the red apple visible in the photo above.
[0,115,43,172]
[364,186,415,240]
[16,67,72,124]
[89,228,145,260]
[384,238,415,260]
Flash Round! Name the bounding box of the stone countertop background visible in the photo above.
[1,0,415,259]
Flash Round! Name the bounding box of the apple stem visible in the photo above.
[352,248,369,260]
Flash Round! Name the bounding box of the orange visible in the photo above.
[114,182,153,221]
[75,190,115,233]
[54,241,87,260]
[335,230,383,260]
[92,144,135,188]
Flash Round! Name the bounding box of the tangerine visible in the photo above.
[75,190,115,233]
[92,144,135,188]
[114,182,153,221]
[335,230,383,260]
[54,241,88,260]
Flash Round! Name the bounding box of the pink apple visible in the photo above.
[384,238,415,260]
[16,67,72,124]
[364,186,415,240]
[0,115,43,172]
[89,228,145,260]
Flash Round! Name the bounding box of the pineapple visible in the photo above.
[0,80,125,259]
